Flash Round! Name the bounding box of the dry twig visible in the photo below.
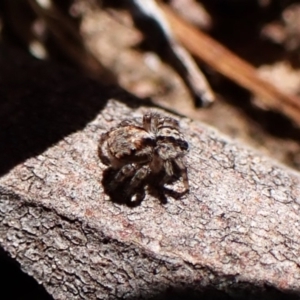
[130,0,215,106]
[160,3,300,127]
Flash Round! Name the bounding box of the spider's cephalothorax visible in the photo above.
[99,112,189,201]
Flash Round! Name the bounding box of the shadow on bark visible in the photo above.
[0,247,54,300]
[101,167,187,207]
[0,246,297,300]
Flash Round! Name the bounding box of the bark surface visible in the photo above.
[1,44,300,299]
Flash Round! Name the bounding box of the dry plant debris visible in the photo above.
[160,3,300,127]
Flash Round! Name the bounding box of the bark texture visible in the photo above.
[1,44,300,299]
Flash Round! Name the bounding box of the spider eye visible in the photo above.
[179,140,189,150]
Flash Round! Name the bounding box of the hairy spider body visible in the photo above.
[100,125,155,168]
[99,112,189,200]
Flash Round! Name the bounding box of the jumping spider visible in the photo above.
[99,112,189,202]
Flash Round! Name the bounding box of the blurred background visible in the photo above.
[1,1,300,299]
[2,0,300,169]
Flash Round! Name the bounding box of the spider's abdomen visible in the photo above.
[100,125,155,169]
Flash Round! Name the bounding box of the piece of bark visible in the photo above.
[1,44,300,299]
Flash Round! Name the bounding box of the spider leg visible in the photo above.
[164,160,174,177]
[143,113,152,132]
[161,158,189,191]
[110,164,137,190]
[159,160,174,187]
[174,157,189,191]
[126,165,150,194]
[143,112,160,134]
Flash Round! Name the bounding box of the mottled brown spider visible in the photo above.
[98,112,189,201]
